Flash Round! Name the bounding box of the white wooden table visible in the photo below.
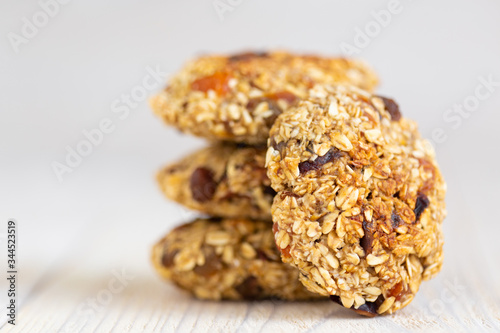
[2,233,500,333]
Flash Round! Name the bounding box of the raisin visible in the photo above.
[298,148,343,174]
[193,251,222,277]
[391,212,404,228]
[235,276,263,300]
[353,302,379,317]
[190,167,218,202]
[191,72,231,95]
[246,97,282,127]
[361,219,375,255]
[161,249,178,268]
[414,193,430,221]
[270,138,286,156]
[329,295,379,317]
[377,96,401,121]
[228,51,268,62]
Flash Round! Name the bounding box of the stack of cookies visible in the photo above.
[149,51,446,316]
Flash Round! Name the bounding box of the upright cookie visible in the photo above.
[150,51,378,143]
[267,85,446,316]
[152,218,324,301]
[157,143,273,220]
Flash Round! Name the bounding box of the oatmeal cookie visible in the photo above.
[152,218,324,301]
[267,85,446,316]
[150,51,378,144]
[157,143,273,220]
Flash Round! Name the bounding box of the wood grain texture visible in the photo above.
[1,221,499,333]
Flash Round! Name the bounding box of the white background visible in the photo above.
[1,0,499,332]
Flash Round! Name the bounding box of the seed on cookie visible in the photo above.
[267,84,446,315]
[150,51,379,144]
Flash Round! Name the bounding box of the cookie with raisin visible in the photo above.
[150,51,378,143]
[267,84,446,315]
[152,218,325,301]
[157,143,273,220]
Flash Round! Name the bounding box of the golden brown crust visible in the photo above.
[151,218,325,301]
[157,143,273,220]
[150,51,378,143]
[267,85,446,315]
